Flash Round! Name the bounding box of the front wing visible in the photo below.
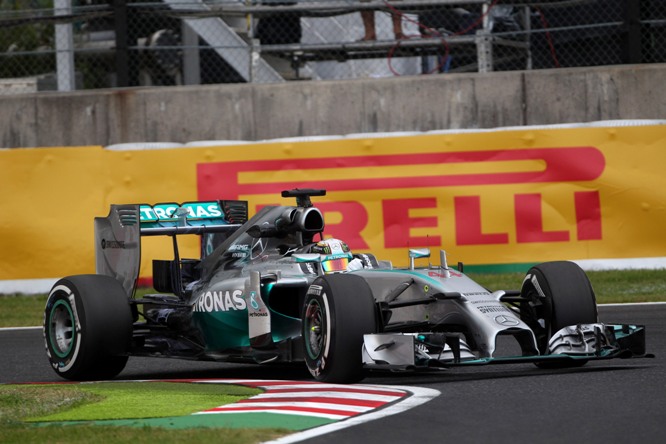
[362,323,649,370]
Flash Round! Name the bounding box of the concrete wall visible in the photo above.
[2,63,666,148]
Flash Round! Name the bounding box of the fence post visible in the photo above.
[622,0,642,63]
[182,22,201,85]
[54,0,75,91]
[113,0,130,87]
[476,1,493,72]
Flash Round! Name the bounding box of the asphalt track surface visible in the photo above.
[2,304,664,443]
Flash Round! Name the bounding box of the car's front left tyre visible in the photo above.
[44,275,133,380]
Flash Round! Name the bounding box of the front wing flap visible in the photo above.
[362,323,650,370]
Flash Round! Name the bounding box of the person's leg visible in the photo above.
[361,10,376,40]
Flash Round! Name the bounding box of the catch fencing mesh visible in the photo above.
[1,0,665,94]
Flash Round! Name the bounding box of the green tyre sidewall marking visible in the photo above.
[304,298,325,361]
[49,298,75,359]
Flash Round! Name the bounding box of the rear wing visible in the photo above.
[139,201,247,235]
[94,199,248,297]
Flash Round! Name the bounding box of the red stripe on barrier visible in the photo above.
[197,147,605,200]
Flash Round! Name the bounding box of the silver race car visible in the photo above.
[44,189,648,383]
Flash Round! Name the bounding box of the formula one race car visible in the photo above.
[44,189,648,383]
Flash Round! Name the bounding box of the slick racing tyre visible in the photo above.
[44,275,133,380]
[519,261,598,368]
[302,274,377,383]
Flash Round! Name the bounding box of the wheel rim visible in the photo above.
[49,299,75,358]
[304,299,324,360]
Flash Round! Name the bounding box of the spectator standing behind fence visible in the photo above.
[360,1,404,41]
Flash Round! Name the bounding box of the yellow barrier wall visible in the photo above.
[1,124,665,286]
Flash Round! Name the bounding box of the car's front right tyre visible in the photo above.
[519,261,598,368]
[302,274,377,383]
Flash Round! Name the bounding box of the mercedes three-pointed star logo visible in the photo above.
[494,315,520,326]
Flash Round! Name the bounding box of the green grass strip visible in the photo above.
[25,382,260,422]
[468,268,666,303]
[1,423,289,444]
[0,383,291,443]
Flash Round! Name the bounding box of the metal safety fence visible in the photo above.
[1,0,666,95]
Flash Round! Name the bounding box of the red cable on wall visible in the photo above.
[383,0,507,76]
[535,6,561,68]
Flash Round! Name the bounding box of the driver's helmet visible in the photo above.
[310,238,353,274]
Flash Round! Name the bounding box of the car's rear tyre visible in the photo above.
[302,274,377,383]
[520,261,598,368]
[44,275,133,380]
